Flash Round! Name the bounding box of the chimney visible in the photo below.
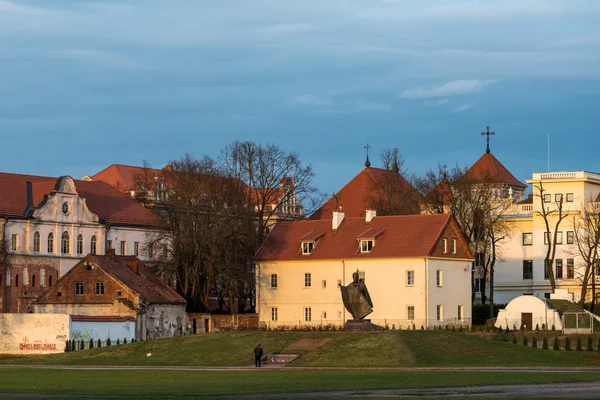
[365,209,377,223]
[332,209,345,230]
[24,182,34,216]
[106,248,116,261]
[127,260,141,275]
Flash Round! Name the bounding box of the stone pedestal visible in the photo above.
[343,319,384,331]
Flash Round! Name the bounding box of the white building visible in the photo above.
[0,173,165,313]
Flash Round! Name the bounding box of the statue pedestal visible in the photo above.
[343,319,384,331]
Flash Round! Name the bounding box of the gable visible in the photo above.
[429,218,473,259]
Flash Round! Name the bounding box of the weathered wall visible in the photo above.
[212,314,259,331]
[71,320,136,344]
[4,254,59,313]
[142,304,185,340]
[34,300,137,319]
[0,313,70,354]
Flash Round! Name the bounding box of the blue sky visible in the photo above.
[1,0,600,196]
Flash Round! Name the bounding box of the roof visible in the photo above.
[255,213,468,261]
[91,164,162,192]
[71,315,136,322]
[462,153,526,188]
[310,167,422,220]
[0,172,164,227]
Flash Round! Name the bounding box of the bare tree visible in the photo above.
[132,160,159,207]
[380,147,405,173]
[534,182,568,293]
[572,199,600,312]
[417,164,465,214]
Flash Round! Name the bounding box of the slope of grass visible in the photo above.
[1,331,599,367]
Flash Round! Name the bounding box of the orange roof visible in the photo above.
[462,153,526,188]
[0,172,164,227]
[92,164,162,192]
[423,177,454,206]
[310,167,422,220]
[255,213,472,261]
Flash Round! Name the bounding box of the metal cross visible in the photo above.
[482,126,495,154]
[364,143,371,156]
[363,143,371,167]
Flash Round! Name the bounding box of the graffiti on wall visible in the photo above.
[19,337,57,351]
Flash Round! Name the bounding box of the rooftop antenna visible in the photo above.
[547,135,550,172]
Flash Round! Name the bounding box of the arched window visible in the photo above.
[47,233,54,254]
[48,275,53,287]
[15,274,19,288]
[33,232,40,252]
[90,235,97,255]
[61,232,70,254]
[77,234,83,255]
[32,274,36,288]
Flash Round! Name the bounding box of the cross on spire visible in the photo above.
[364,143,371,167]
[482,126,495,154]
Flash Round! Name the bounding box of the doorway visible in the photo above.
[521,313,533,330]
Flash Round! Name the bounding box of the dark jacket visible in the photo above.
[254,346,263,357]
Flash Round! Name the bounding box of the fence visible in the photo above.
[563,312,594,334]
[66,338,137,351]
[261,318,471,331]
[495,316,561,331]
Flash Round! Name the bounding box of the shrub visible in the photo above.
[124,338,128,344]
[140,338,144,342]
[588,337,594,351]
[65,340,70,352]
[576,337,582,351]
[505,325,509,333]
[71,339,76,351]
[502,336,508,342]
[106,338,111,346]
[116,339,120,345]
[420,325,424,330]
[97,339,102,348]
[542,323,546,330]
[412,323,416,330]
[553,337,560,351]
[512,336,517,344]
[532,336,538,348]
[452,326,456,332]
[542,337,548,350]
[551,324,555,331]
[459,325,463,333]
[535,324,540,331]
[80,339,85,350]
[565,336,571,351]
[132,338,136,343]
[513,324,517,331]
[520,323,525,332]
[89,339,94,349]
[522,336,528,346]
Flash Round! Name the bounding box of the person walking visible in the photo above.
[254,344,264,367]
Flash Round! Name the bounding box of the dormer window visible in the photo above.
[302,241,314,255]
[360,239,374,253]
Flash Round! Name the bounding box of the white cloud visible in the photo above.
[399,80,495,99]
[293,94,331,106]
[355,100,391,112]
[452,103,473,112]
[436,98,449,105]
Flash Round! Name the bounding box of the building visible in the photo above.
[494,171,600,304]
[254,210,474,328]
[87,164,166,204]
[0,173,165,313]
[34,252,187,341]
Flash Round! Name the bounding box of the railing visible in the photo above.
[261,318,471,331]
[495,316,561,331]
[563,312,595,334]
[537,172,579,180]
[521,205,533,212]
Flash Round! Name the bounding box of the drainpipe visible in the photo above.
[342,259,346,323]
[425,257,429,328]
[1,218,8,313]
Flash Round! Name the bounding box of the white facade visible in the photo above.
[494,295,562,331]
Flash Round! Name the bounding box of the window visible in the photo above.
[61,232,70,254]
[436,305,443,321]
[95,282,105,296]
[442,239,447,254]
[556,231,563,244]
[543,194,551,203]
[406,270,414,286]
[304,307,312,321]
[134,242,140,258]
[15,274,19,288]
[522,233,533,246]
[556,259,563,279]
[107,240,112,250]
[304,273,312,288]
[458,305,464,321]
[90,236,97,255]
[322,280,327,289]
[147,243,154,259]
[33,232,40,252]
[567,259,574,279]
[555,193,563,203]
[567,231,574,245]
[32,274,36,288]
[360,239,374,253]
[474,278,483,293]
[270,274,278,289]
[475,252,485,267]
[523,260,533,280]
[116,290,122,296]
[271,307,278,321]
[451,239,456,254]
[75,282,84,296]
[302,241,314,255]
[436,270,443,287]
[407,305,415,321]
[566,193,574,202]
[120,241,126,255]
[11,234,17,251]
[77,234,83,255]
[544,232,549,245]
[358,270,365,282]
[48,275,52,287]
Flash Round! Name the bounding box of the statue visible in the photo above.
[340,272,373,321]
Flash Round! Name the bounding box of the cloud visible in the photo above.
[293,94,331,106]
[399,80,495,99]
[436,98,449,105]
[354,100,391,112]
[452,103,473,112]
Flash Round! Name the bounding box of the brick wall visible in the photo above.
[211,314,259,331]
[4,255,59,313]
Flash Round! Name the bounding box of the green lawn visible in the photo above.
[1,331,599,368]
[0,368,599,399]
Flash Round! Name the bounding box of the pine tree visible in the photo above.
[588,337,594,351]
[542,337,548,350]
[553,337,560,350]
[512,336,517,344]
[97,339,102,348]
[576,337,582,351]
[71,339,76,351]
[89,339,94,349]
[123,338,128,344]
[65,340,70,352]
[532,336,538,349]
[505,325,509,333]
[116,338,120,345]
[106,338,112,346]
[565,336,571,351]
[523,336,529,346]
[80,339,85,350]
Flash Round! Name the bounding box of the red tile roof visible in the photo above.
[92,164,162,192]
[462,153,526,188]
[310,167,422,220]
[255,213,472,261]
[0,172,164,227]
[71,315,136,322]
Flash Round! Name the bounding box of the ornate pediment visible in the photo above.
[32,177,99,224]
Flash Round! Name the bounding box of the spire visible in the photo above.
[364,143,371,167]
[481,126,495,154]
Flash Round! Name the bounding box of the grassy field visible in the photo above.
[1,330,599,367]
[0,368,599,399]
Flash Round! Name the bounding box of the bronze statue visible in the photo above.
[340,272,373,320]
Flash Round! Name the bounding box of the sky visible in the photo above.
[1,0,600,197]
